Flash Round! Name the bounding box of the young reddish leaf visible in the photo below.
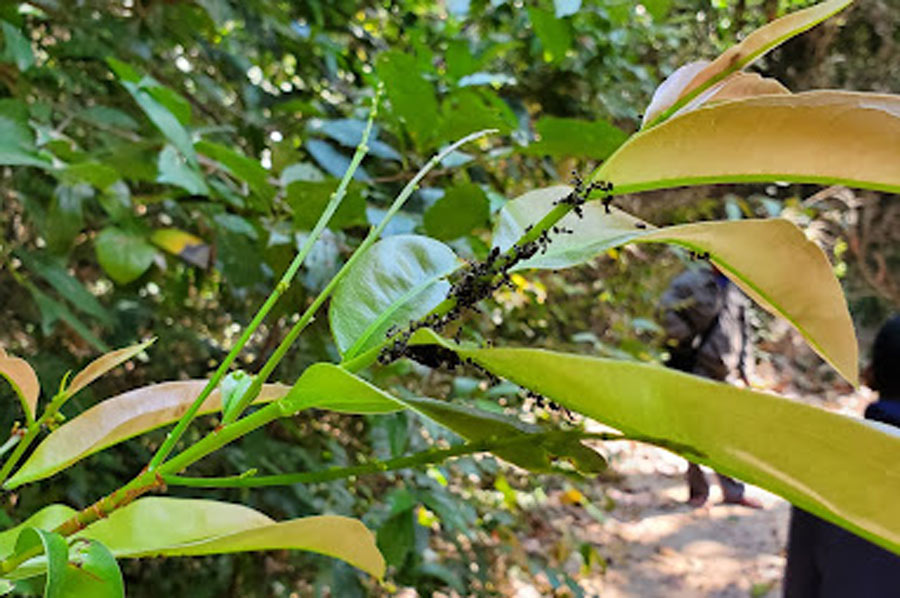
[6,380,289,488]
[0,353,40,421]
[77,497,385,579]
[66,339,155,397]
[645,0,854,127]
[597,91,900,196]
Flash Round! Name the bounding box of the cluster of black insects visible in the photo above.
[378,173,614,372]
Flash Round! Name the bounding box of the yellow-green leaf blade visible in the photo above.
[410,333,900,555]
[597,91,900,195]
[647,0,853,127]
[6,381,289,488]
[77,498,385,579]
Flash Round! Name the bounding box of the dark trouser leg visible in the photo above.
[716,473,745,503]
[686,461,709,502]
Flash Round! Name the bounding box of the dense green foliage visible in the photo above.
[0,0,898,596]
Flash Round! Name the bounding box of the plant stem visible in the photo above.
[237,129,498,414]
[148,89,383,467]
[0,387,72,487]
[163,431,625,488]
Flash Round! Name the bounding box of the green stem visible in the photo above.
[237,129,498,412]
[163,431,625,488]
[0,387,72,487]
[148,89,383,466]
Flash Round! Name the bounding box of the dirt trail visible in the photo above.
[585,441,789,598]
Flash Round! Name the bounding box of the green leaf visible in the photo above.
[67,339,155,397]
[220,370,254,423]
[376,510,414,569]
[527,117,628,160]
[78,106,139,131]
[595,91,900,195]
[145,86,191,126]
[108,59,196,163]
[1,21,34,71]
[25,283,109,352]
[376,51,440,150]
[95,227,157,285]
[14,528,68,595]
[15,250,114,326]
[0,99,49,167]
[528,8,571,63]
[46,185,89,254]
[0,506,76,560]
[287,179,366,231]
[60,162,121,190]
[6,380,290,488]
[409,331,900,556]
[439,89,516,143]
[329,235,459,358]
[645,0,854,127]
[76,498,385,579]
[423,184,490,241]
[278,363,401,416]
[642,0,671,20]
[195,140,275,208]
[156,145,208,195]
[61,540,124,598]
[494,186,857,383]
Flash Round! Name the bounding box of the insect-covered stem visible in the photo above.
[234,129,498,414]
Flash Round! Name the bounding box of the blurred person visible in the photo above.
[659,262,762,508]
[783,314,900,598]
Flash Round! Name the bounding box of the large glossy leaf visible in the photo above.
[595,92,900,195]
[76,498,385,578]
[409,329,900,555]
[6,381,290,489]
[329,235,460,359]
[376,51,440,150]
[67,339,156,397]
[0,352,40,420]
[644,0,854,127]
[494,186,857,383]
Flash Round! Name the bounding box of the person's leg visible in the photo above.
[717,473,762,508]
[686,461,709,507]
